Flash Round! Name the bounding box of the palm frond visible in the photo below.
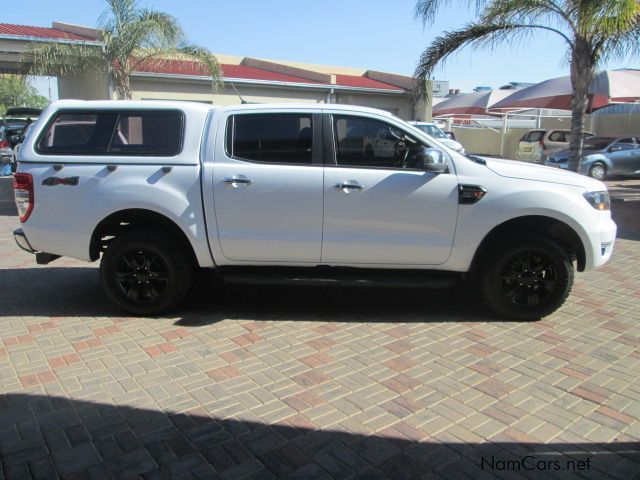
[414,22,527,96]
[99,0,139,33]
[483,0,572,31]
[414,0,490,25]
[135,9,184,49]
[23,42,105,77]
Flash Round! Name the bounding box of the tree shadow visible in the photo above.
[0,393,637,479]
[0,266,503,324]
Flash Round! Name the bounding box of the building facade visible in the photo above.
[0,22,441,121]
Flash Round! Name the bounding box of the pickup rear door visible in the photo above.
[210,110,324,263]
[321,112,459,265]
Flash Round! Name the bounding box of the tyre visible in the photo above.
[100,229,193,315]
[479,235,574,320]
[589,163,607,181]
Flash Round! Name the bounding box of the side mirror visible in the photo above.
[421,148,448,173]
[445,131,456,140]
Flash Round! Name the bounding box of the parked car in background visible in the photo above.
[545,136,640,180]
[516,129,594,163]
[408,121,465,154]
[0,126,12,175]
[1,107,43,171]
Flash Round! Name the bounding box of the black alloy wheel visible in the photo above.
[480,235,574,320]
[114,248,170,303]
[499,250,558,308]
[100,229,193,315]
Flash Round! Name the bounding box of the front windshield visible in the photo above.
[414,124,448,139]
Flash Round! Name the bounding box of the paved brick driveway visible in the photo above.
[0,178,639,479]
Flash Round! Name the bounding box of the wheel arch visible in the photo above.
[471,215,587,273]
[90,208,199,266]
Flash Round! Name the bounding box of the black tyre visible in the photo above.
[589,163,607,181]
[480,236,574,320]
[100,229,193,315]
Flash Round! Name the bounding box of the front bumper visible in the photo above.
[583,217,617,270]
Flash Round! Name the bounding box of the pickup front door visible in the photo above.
[212,111,323,262]
[322,113,459,265]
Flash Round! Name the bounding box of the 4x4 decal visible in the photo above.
[41,176,79,186]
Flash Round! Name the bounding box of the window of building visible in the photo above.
[37,110,183,156]
[226,113,313,164]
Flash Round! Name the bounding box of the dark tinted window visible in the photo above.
[521,130,545,142]
[583,137,615,150]
[227,113,313,164]
[37,110,183,156]
[333,115,428,169]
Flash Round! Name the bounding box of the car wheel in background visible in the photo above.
[589,163,607,181]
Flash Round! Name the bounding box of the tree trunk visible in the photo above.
[112,68,132,100]
[568,38,595,169]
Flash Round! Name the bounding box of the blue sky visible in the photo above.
[9,0,637,96]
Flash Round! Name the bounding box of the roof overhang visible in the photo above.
[0,34,102,46]
[131,71,410,95]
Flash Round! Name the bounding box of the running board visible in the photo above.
[218,267,462,288]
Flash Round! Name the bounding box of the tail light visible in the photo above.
[539,140,546,150]
[0,139,9,149]
[14,173,34,222]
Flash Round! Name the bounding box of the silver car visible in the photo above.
[545,136,640,180]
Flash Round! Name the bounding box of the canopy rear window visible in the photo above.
[37,110,184,156]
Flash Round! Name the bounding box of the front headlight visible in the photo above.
[583,191,610,211]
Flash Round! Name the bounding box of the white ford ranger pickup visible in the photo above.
[13,100,616,319]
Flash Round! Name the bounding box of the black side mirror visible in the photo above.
[445,132,456,140]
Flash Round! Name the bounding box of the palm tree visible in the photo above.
[414,0,640,163]
[24,0,221,100]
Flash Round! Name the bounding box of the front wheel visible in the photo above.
[480,236,574,320]
[100,229,193,315]
[589,163,607,180]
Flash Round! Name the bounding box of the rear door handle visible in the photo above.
[334,182,364,191]
[224,176,252,186]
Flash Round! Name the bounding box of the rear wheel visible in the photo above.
[100,229,193,315]
[480,236,574,320]
[589,163,607,180]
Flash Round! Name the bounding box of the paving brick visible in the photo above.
[2,194,640,478]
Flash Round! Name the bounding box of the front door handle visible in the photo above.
[334,182,364,191]
[224,176,253,186]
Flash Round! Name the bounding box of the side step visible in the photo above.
[218,267,462,289]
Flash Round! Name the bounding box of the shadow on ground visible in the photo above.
[0,266,497,323]
[0,394,637,479]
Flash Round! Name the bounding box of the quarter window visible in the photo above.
[226,113,313,164]
[37,110,183,156]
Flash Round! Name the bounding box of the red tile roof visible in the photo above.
[334,74,404,91]
[0,23,95,41]
[134,59,323,84]
[135,59,406,92]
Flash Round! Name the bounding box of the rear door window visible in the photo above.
[548,131,567,142]
[37,110,184,156]
[226,113,314,165]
